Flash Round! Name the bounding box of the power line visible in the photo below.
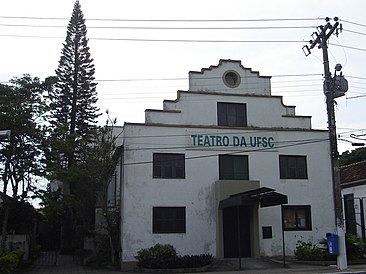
[329,43,366,52]
[340,19,366,29]
[0,15,325,22]
[0,23,316,30]
[122,137,329,166]
[0,34,305,43]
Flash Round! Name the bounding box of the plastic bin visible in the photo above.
[326,233,339,256]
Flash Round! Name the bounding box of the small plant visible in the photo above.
[345,233,366,260]
[135,244,212,269]
[294,240,329,261]
[0,250,24,274]
[135,244,177,269]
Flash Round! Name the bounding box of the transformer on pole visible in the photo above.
[303,17,348,270]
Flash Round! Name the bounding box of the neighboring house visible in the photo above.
[108,59,336,267]
[340,160,366,240]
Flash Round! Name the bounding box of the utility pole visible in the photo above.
[303,17,348,270]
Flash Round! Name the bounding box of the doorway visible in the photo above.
[223,206,251,258]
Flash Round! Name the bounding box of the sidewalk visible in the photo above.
[20,254,366,274]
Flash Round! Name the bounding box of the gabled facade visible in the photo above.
[112,60,336,265]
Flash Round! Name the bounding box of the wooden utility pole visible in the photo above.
[303,17,348,270]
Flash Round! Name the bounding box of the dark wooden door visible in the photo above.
[223,206,251,258]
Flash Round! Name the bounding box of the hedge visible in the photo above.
[0,250,24,274]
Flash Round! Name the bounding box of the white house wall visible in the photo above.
[146,93,311,129]
[120,123,334,261]
[115,59,336,263]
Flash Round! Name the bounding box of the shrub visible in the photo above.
[296,234,366,261]
[344,234,366,260]
[294,241,329,261]
[0,250,24,274]
[174,254,213,268]
[135,244,177,269]
[135,244,212,269]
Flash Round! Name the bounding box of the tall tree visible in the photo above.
[0,75,54,247]
[47,0,99,172]
[44,0,100,252]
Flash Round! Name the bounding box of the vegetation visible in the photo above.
[294,240,331,261]
[135,244,212,269]
[46,0,99,171]
[339,147,366,166]
[0,0,119,266]
[0,75,54,247]
[0,250,24,274]
[41,0,104,253]
[295,234,366,261]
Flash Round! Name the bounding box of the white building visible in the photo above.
[111,59,336,266]
[340,161,366,240]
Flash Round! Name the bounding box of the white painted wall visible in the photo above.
[116,60,335,262]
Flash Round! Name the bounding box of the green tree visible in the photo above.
[339,147,366,166]
[43,0,101,252]
[0,75,54,247]
[47,0,99,172]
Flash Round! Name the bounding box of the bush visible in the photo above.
[0,250,24,274]
[135,244,212,269]
[345,233,366,260]
[174,254,213,268]
[294,241,329,261]
[135,244,177,269]
[295,234,366,261]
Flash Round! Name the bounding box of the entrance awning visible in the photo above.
[219,187,288,209]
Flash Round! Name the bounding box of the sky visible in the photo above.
[1,0,366,154]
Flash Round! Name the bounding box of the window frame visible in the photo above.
[282,205,312,231]
[153,153,185,179]
[219,154,249,180]
[217,102,247,127]
[279,155,308,179]
[152,207,186,234]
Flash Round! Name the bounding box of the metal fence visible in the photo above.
[343,195,366,241]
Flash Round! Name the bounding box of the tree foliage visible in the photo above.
[46,0,100,172]
[339,147,366,166]
[0,75,53,199]
[0,74,55,247]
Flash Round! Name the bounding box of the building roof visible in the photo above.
[340,160,366,188]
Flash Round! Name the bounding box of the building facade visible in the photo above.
[112,60,336,264]
[340,160,366,240]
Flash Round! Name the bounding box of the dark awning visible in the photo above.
[219,187,288,209]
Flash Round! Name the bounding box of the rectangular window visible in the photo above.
[219,155,249,180]
[153,207,186,233]
[279,155,308,179]
[153,153,185,179]
[217,102,247,127]
[282,205,312,231]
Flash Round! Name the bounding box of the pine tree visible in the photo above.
[48,0,100,171]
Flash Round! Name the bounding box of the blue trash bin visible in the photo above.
[326,233,339,256]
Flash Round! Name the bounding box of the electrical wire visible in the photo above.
[0,16,326,22]
[122,137,329,166]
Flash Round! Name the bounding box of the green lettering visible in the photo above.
[268,137,274,148]
[216,136,222,146]
[240,136,247,147]
[198,135,203,146]
[191,135,198,146]
[204,135,211,146]
[233,136,239,146]
[223,136,229,146]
